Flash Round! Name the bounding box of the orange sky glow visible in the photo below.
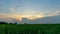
[6,14,45,21]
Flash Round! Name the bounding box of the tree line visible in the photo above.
[0,22,17,24]
[0,21,27,24]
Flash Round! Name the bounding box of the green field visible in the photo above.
[0,24,60,34]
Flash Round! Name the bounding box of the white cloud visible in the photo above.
[47,10,60,16]
[9,8,15,13]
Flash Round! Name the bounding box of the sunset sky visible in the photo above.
[0,0,60,20]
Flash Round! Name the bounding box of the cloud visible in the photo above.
[4,12,45,20]
[0,0,60,21]
[9,8,15,13]
[47,10,60,16]
[8,5,19,13]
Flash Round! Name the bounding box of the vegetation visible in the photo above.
[0,22,8,24]
[0,22,60,34]
[0,24,60,34]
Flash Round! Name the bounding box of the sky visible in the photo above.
[0,0,60,20]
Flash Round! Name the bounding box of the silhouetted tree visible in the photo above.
[9,23,13,24]
[15,22,17,24]
[0,22,8,24]
[25,22,27,24]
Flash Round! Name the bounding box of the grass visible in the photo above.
[0,24,60,34]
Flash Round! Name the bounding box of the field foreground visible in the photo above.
[0,24,60,34]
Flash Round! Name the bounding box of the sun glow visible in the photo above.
[6,14,45,21]
[7,14,22,21]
